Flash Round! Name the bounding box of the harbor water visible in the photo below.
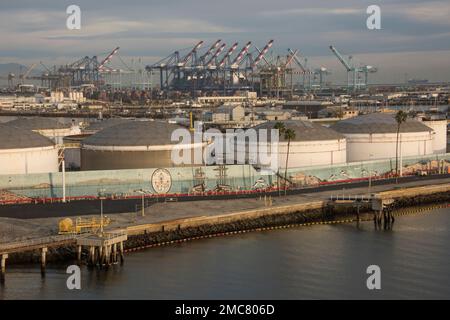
[1,207,450,300]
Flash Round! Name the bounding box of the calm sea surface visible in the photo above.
[1,207,450,300]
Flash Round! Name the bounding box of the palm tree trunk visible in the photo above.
[277,170,280,196]
[284,139,290,196]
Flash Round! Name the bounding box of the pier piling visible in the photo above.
[112,243,117,263]
[76,231,127,268]
[40,247,47,277]
[1,254,8,284]
[77,246,82,264]
[88,246,95,266]
[119,242,124,264]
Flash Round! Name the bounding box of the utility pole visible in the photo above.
[62,159,66,203]
[98,188,106,235]
[368,154,373,197]
[134,189,150,217]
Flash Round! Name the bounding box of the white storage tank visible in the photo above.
[0,123,59,175]
[7,117,81,144]
[331,113,434,162]
[248,120,347,169]
[81,120,205,170]
[422,119,447,154]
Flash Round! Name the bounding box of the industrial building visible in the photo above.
[248,120,347,169]
[211,105,245,122]
[81,120,204,170]
[7,117,81,144]
[331,113,435,162]
[0,123,59,175]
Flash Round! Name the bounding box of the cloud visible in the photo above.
[259,7,361,17]
[0,0,449,83]
[404,1,450,25]
[46,17,242,40]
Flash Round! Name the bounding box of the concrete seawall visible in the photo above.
[122,184,450,253]
[3,183,450,265]
[125,183,450,236]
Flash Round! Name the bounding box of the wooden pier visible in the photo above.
[0,231,127,284]
[76,231,127,267]
[0,234,76,283]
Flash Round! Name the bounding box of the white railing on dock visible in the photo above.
[0,234,77,252]
[329,194,373,201]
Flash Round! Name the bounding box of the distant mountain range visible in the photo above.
[0,63,42,76]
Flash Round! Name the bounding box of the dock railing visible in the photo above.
[0,234,77,253]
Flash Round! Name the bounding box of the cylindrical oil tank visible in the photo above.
[81,120,205,170]
[238,120,347,169]
[331,113,434,162]
[7,117,81,144]
[422,119,447,154]
[0,123,59,175]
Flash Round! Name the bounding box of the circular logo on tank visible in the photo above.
[151,168,172,194]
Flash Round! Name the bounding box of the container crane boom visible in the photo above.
[206,43,226,66]
[231,41,252,66]
[20,63,37,81]
[288,49,308,73]
[98,47,120,71]
[252,40,274,68]
[179,41,204,67]
[218,42,238,67]
[285,49,298,68]
[329,45,352,71]
[200,39,221,62]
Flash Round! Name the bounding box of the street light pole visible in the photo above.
[100,198,104,234]
[141,193,145,217]
[98,188,106,236]
[368,154,373,197]
[134,189,149,217]
[62,159,66,203]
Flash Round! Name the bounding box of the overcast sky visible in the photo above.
[0,0,449,84]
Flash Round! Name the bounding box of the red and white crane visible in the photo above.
[230,41,252,68]
[98,47,120,72]
[179,41,204,67]
[252,40,274,68]
[200,39,221,62]
[218,42,239,67]
[206,43,227,67]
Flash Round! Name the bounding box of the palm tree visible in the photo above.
[395,110,408,179]
[274,122,285,195]
[283,128,296,196]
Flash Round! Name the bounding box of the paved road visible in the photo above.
[127,175,450,226]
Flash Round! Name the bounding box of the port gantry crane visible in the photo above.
[198,39,222,67]
[329,45,377,91]
[146,40,204,91]
[288,48,312,90]
[287,49,330,91]
[146,39,275,94]
[0,63,38,88]
[35,47,122,89]
[228,41,252,87]
[257,42,313,98]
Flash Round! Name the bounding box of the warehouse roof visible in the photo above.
[331,113,433,134]
[82,120,188,146]
[253,120,345,142]
[0,123,55,149]
[8,117,71,130]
